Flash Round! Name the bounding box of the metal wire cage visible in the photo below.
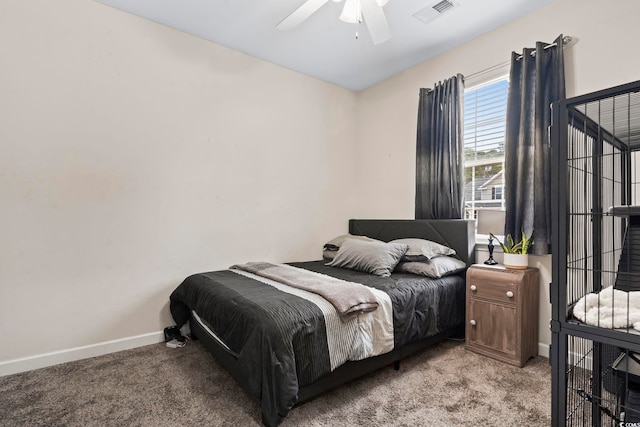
[551,80,640,426]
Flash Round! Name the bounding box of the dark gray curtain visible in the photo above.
[415,74,465,220]
[504,35,565,255]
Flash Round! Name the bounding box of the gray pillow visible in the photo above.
[323,234,382,260]
[395,256,466,279]
[323,248,337,261]
[323,234,381,251]
[326,238,409,277]
[389,238,456,262]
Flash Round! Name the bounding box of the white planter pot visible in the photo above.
[503,253,529,270]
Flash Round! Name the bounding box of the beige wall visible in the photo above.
[0,0,359,363]
[3,0,639,368]
[356,0,640,350]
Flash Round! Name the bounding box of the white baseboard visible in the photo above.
[0,331,165,377]
[539,342,550,358]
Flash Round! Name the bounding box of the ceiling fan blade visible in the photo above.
[360,0,391,45]
[277,0,332,31]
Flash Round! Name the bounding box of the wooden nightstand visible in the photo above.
[465,264,539,367]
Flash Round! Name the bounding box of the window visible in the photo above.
[492,185,503,200]
[463,77,509,220]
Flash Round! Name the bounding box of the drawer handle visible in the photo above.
[506,291,514,298]
[470,285,477,291]
[470,320,476,326]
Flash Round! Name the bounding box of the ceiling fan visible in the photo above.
[277,0,392,45]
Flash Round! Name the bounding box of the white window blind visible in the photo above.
[464,77,509,220]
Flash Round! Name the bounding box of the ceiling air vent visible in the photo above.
[432,0,455,14]
[413,0,459,25]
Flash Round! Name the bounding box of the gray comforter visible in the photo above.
[169,261,465,426]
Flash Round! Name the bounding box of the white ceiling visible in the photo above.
[94,0,557,91]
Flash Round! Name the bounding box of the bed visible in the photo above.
[169,219,475,426]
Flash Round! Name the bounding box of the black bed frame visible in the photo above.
[189,218,475,425]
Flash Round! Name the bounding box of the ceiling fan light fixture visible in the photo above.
[278,0,391,45]
[339,0,362,24]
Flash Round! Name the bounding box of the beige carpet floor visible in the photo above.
[0,339,550,426]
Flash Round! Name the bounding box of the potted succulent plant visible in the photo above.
[490,230,533,270]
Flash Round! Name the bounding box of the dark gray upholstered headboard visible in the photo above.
[349,219,476,267]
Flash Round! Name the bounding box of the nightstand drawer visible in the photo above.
[467,280,518,304]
